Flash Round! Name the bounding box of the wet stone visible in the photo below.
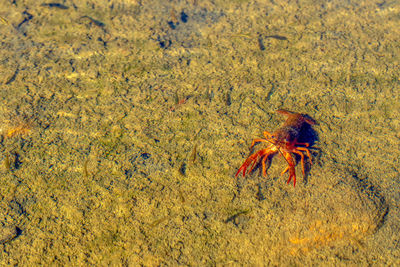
[0,225,18,244]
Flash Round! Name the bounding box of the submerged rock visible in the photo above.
[0,225,18,244]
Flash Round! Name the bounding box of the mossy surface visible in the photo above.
[0,0,399,265]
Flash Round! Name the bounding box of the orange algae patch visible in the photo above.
[288,218,375,255]
[4,123,31,138]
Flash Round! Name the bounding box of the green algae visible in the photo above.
[0,0,399,265]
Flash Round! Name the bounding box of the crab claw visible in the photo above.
[235,150,264,177]
[235,148,277,178]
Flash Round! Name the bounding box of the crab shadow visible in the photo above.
[296,120,319,184]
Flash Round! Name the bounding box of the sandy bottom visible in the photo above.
[0,0,399,265]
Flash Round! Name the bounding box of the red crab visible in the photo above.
[235,109,316,187]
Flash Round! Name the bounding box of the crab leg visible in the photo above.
[261,153,269,176]
[296,147,312,165]
[281,152,297,187]
[291,150,306,177]
[250,138,270,148]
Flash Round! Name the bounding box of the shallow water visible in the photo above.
[0,0,399,265]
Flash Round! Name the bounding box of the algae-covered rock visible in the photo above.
[285,169,387,256]
[223,165,388,265]
[0,225,18,244]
